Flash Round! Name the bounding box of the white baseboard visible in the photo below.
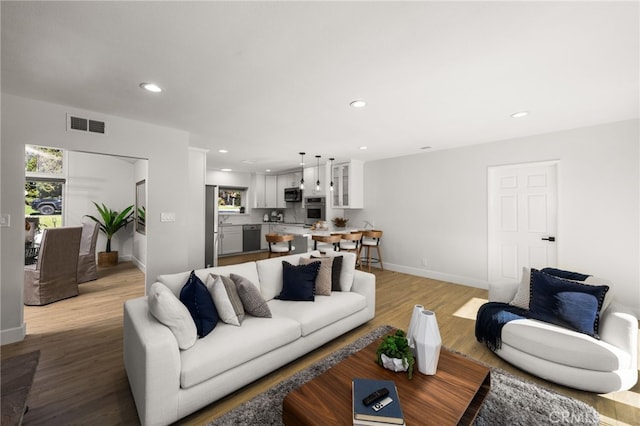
[132,257,146,274]
[384,262,490,290]
[1,322,26,345]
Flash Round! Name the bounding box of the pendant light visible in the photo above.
[299,152,305,190]
[329,158,335,191]
[315,155,321,191]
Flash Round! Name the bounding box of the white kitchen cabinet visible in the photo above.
[331,160,364,209]
[219,225,243,255]
[254,174,278,209]
[265,175,277,207]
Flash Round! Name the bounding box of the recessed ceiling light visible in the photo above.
[359,146,368,150]
[218,149,228,153]
[350,100,367,108]
[221,168,232,172]
[265,169,271,173]
[139,82,162,93]
[510,111,529,118]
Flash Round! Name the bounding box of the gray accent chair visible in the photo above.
[77,221,99,283]
[24,226,82,306]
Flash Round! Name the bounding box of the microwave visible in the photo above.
[284,187,302,202]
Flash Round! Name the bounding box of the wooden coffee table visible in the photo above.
[283,338,490,426]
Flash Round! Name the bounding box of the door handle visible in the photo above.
[541,236,556,242]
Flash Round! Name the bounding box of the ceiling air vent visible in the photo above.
[67,114,106,135]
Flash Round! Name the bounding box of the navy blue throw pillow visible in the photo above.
[528,269,609,339]
[180,271,219,338]
[278,261,320,301]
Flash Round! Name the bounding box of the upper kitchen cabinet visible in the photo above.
[253,173,278,208]
[331,160,364,209]
[276,172,301,208]
[303,163,326,196]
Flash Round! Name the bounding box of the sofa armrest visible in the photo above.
[488,280,519,303]
[351,270,376,320]
[123,297,182,426]
[599,305,638,370]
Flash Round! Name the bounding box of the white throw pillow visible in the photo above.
[509,267,531,309]
[148,282,197,350]
[205,274,241,326]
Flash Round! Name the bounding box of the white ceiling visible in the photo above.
[2,1,638,173]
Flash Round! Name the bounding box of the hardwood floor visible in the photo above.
[2,256,638,425]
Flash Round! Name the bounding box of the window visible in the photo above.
[25,145,66,240]
[218,188,246,213]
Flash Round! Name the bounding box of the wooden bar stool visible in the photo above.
[339,232,363,265]
[265,233,295,258]
[312,234,341,252]
[360,230,383,271]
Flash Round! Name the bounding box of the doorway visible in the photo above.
[488,161,558,283]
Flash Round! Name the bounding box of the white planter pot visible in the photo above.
[380,353,409,373]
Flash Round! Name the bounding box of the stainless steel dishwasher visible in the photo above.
[242,224,262,252]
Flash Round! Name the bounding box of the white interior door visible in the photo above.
[488,162,558,283]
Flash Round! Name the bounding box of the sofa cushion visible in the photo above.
[269,291,367,336]
[528,269,609,338]
[255,253,304,301]
[148,282,197,350]
[180,271,219,338]
[230,273,271,318]
[179,316,301,388]
[213,274,245,323]
[278,261,320,301]
[509,266,531,309]
[205,274,241,326]
[502,318,629,371]
[308,251,355,292]
[510,267,614,313]
[299,257,333,296]
[158,262,260,297]
[313,254,343,291]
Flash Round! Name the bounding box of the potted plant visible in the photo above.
[332,217,349,229]
[376,329,415,379]
[86,202,134,267]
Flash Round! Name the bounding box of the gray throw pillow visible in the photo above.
[230,273,272,318]
[210,274,245,325]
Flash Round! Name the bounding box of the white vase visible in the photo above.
[407,304,424,353]
[414,310,442,375]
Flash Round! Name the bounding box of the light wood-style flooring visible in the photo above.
[1,255,638,425]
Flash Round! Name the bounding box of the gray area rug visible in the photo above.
[209,325,599,426]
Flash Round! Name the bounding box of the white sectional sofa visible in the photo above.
[123,251,375,426]
[488,272,638,394]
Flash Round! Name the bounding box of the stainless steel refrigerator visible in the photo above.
[205,185,219,267]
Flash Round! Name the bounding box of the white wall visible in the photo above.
[67,151,136,259]
[347,119,639,315]
[187,148,207,270]
[1,94,190,344]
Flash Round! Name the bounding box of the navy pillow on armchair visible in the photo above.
[180,271,219,338]
[528,269,609,339]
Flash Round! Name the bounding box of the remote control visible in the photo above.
[372,396,393,412]
[362,387,390,406]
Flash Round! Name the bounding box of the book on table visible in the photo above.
[352,378,405,425]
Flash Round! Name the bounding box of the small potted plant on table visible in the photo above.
[376,329,415,379]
